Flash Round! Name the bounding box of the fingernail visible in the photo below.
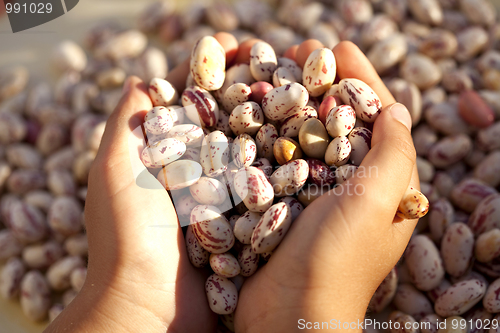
[122,77,133,94]
[390,103,412,131]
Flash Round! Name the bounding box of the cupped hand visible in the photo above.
[234,41,420,332]
[48,32,241,333]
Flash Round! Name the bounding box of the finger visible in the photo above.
[354,103,417,224]
[283,45,299,62]
[332,41,396,107]
[332,40,421,218]
[234,38,261,64]
[296,39,324,68]
[166,32,239,92]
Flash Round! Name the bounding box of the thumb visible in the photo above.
[353,103,417,221]
[91,76,157,191]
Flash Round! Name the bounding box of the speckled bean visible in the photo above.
[280,106,318,138]
[249,41,277,82]
[182,85,219,128]
[428,134,472,169]
[0,113,27,145]
[451,179,497,214]
[307,159,336,187]
[233,211,262,245]
[389,311,419,333]
[157,160,203,190]
[367,33,408,74]
[429,198,455,242]
[262,83,309,121]
[339,78,382,123]
[7,169,46,195]
[232,134,257,168]
[255,123,278,161]
[441,223,474,277]
[456,27,488,62]
[47,169,76,196]
[434,279,487,317]
[190,205,234,253]
[420,314,442,333]
[388,79,423,126]
[0,230,23,260]
[237,245,259,277]
[408,0,443,25]
[189,177,228,206]
[393,283,434,321]
[48,196,82,236]
[302,48,336,97]
[22,241,64,270]
[46,256,85,291]
[475,229,500,263]
[473,151,500,187]
[229,101,264,136]
[405,234,445,291]
[233,166,274,213]
[209,253,240,278]
[325,105,356,138]
[427,279,452,303]
[9,201,47,243]
[190,36,225,91]
[251,202,292,254]
[425,102,471,136]
[401,54,442,90]
[397,187,430,220]
[468,194,500,235]
[141,138,186,169]
[167,124,204,148]
[223,83,252,112]
[143,106,174,136]
[277,197,304,222]
[348,127,372,166]
[270,159,309,197]
[0,257,25,300]
[20,271,50,322]
[325,136,352,166]
[460,0,496,26]
[199,131,229,177]
[185,225,209,268]
[205,274,238,315]
[272,67,296,88]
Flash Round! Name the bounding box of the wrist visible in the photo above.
[45,277,168,333]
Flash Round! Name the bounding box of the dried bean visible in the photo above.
[406,234,445,291]
[0,257,25,299]
[20,271,50,322]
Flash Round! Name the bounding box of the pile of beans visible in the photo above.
[0,0,499,331]
[139,35,429,328]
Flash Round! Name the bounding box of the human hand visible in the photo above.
[233,40,420,332]
[46,32,242,333]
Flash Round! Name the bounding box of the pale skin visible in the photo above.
[44,33,419,333]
